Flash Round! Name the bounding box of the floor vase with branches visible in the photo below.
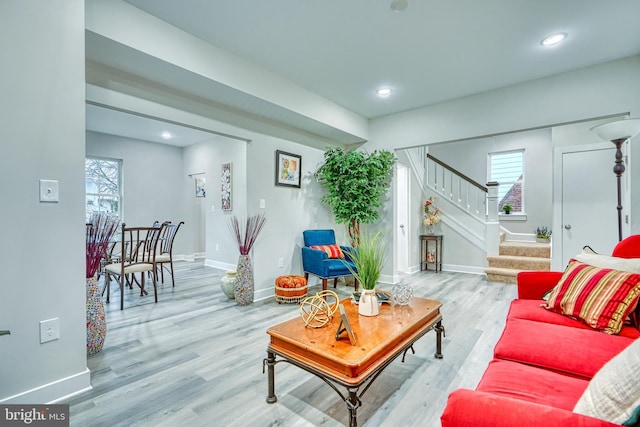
[229,214,266,306]
[86,213,119,355]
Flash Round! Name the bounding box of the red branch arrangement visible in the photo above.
[229,214,267,255]
[86,213,120,279]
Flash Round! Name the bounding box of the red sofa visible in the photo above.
[441,236,640,427]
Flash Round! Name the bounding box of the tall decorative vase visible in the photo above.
[86,275,106,355]
[235,255,254,305]
[358,289,379,316]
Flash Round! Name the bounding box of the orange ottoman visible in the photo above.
[275,275,308,304]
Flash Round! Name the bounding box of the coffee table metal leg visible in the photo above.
[265,350,278,403]
[434,320,445,359]
[346,387,360,427]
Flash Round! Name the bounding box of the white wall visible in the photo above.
[368,55,640,276]
[0,0,89,402]
[85,131,188,255]
[183,130,338,300]
[428,128,553,234]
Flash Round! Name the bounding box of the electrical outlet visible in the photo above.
[216,244,219,251]
[40,318,60,343]
[259,199,266,209]
[278,257,284,268]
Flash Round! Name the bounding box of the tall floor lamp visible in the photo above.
[590,118,640,241]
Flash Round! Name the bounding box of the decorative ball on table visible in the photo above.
[299,290,339,328]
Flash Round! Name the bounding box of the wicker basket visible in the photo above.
[275,275,308,304]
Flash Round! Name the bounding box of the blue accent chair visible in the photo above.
[302,229,359,292]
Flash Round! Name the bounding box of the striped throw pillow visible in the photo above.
[545,259,640,334]
[310,244,344,259]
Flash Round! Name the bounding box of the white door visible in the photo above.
[559,144,624,266]
[396,165,409,273]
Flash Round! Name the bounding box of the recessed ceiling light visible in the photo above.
[161,131,173,139]
[391,0,410,12]
[377,87,393,97]
[541,32,567,47]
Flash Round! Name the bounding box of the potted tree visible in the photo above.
[343,230,387,316]
[314,147,396,246]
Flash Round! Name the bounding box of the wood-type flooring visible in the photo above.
[66,261,516,427]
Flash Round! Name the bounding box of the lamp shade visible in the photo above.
[590,118,640,142]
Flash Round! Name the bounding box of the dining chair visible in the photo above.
[155,221,184,287]
[104,223,166,310]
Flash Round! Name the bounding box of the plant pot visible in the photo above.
[536,237,550,243]
[220,270,236,299]
[86,275,107,355]
[358,289,379,316]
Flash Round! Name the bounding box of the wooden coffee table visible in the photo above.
[264,297,444,427]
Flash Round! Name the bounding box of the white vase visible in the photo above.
[220,270,236,299]
[358,289,379,316]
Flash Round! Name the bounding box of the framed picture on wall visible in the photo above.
[195,176,206,198]
[275,150,301,188]
[221,162,232,211]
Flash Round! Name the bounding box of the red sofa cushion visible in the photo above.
[507,299,640,339]
[477,359,590,410]
[494,318,635,379]
[441,389,621,427]
[310,244,344,259]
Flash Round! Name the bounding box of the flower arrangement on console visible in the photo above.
[423,196,441,227]
[228,213,267,305]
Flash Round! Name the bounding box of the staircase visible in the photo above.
[485,238,551,284]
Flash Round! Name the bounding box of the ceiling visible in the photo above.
[87,0,640,146]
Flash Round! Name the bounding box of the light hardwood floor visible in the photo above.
[67,261,516,427]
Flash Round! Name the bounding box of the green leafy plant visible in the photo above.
[343,230,387,290]
[535,226,552,239]
[502,203,513,214]
[314,147,396,246]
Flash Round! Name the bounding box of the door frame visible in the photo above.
[552,141,630,270]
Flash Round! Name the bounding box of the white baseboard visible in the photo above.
[0,368,91,404]
[441,263,486,275]
[204,259,236,271]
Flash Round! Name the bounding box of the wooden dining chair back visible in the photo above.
[104,223,166,310]
[156,221,184,287]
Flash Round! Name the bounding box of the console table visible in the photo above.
[420,234,443,272]
[264,297,444,427]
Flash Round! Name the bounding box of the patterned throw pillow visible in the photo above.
[545,260,640,334]
[574,338,640,425]
[310,244,344,259]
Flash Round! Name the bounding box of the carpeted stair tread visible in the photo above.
[486,255,551,270]
[499,241,550,258]
[485,267,521,284]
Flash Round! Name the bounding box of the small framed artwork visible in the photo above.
[195,176,206,198]
[335,304,357,346]
[275,150,301,188]
[221,162,232,211]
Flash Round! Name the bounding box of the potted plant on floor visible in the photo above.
[535,226,552,243]
[314,147,396,247]
[344,230,387,316]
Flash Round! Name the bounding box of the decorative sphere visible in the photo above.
[299,290,339,328]
[392,280,413,306]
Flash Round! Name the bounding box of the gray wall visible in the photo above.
[85,131,187,255]
[0,0,89,402]
[428,128,553,235]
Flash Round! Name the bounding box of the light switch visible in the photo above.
[39,179,59,203]
[259,199,266,209]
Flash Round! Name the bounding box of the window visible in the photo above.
[85,157,122,221]
[489,150,524,213]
